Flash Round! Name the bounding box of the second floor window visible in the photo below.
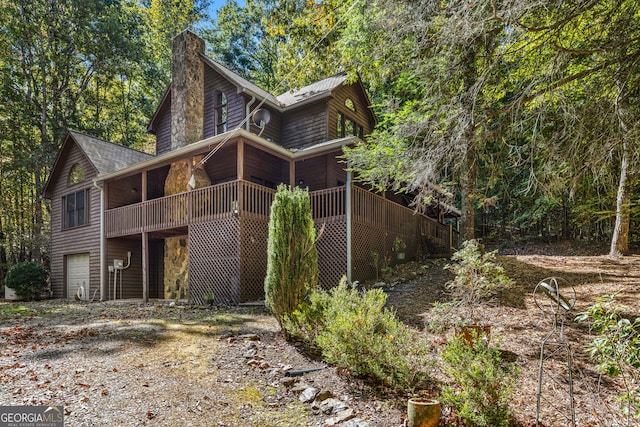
[337,112,363,139]
[68,164,84,185]
[63,189,88,229]
[215,91,227,134]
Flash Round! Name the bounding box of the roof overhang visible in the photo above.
[94,129,358,183]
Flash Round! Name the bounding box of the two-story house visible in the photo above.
[43,30,457,304]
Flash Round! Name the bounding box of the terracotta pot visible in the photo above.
[407,398,440,427]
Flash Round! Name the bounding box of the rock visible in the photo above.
[341,418,369,427]
[324,408,355,425]
[319,398,348,415]
[265,368,281,376]
[244,341,257,349]
[243,349,257,358]
[314,390,334,402]
[290,382,312,394]
[372,282,386,288]
[299,387,319,403]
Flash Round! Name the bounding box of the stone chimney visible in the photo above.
[163,30,210,300]
[171,30,205,150]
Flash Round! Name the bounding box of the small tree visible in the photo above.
[443,239,513,324]
[264,185,319,329]
[440,332,519,426]
[5,262,49,301]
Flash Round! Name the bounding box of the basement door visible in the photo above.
[67,253,90,301]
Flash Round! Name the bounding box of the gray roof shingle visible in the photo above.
[69,130,154,175]
[276,74,347,107]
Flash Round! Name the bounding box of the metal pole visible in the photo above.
[346,169,352,283]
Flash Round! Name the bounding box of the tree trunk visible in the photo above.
[460,47,477,242]
[461,141,476,241]
[610,76,633,257]
[610,141,631,256]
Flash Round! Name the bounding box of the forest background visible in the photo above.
[1,0,638,282]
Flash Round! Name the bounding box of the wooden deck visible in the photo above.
[105,180,454,255]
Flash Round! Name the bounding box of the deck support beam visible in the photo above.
[346,170,352,283]
[142,231,149,303]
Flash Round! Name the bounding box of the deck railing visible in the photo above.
[105,181,453,251]
[105,180,276,237]
[351,186,452,250]
[309,186,346,221]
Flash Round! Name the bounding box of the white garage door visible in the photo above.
[67,253,90,301]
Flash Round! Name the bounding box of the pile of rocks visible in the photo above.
[239,334,371,426]
[288,381,370,427]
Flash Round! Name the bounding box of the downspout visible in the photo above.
[93,180,106,301]
[346,160,352,283]
[245,96,256,131]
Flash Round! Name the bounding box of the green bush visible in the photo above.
[286,278,431,390]
[576,295,640,421]
[440,331,519,427]
[283,284,332,352]
[442,239,513,324]
[264,185,319,329]
[5,262,49,301]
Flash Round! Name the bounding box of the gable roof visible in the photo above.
[150,54,356,126]
[200,55,282,108]
[69,130,153,175]
[43,130,154,197]
[276,74,347,107]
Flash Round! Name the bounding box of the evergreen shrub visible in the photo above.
[440,331,519,426]
[5,262,49,301]
[264,185,318,328]
[286,278,431,390]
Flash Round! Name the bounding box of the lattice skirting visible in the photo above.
[189,219,241,305]
[188,216,419,304]
[316,220,347,289]
[352,220,419,282]
[239,216,270,302]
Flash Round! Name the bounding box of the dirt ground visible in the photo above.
[1,242,639,426]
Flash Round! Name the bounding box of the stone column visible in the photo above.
[164,29,208,300]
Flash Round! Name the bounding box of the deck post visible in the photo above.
[290,160,295,187]
[93,180,106,301]
[346,170,352,283]
[142,231,149,302]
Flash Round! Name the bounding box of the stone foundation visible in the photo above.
[163,156,211,299]
[164,236,188,299]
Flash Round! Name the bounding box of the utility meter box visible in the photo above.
[114,259,124,269]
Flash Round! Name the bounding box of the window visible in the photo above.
[344,98,356,112]
[337,112,344,137]
[215,91,227,134]
[68,164,84,185]
[337,112,364,139]
[63,189,88,229]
